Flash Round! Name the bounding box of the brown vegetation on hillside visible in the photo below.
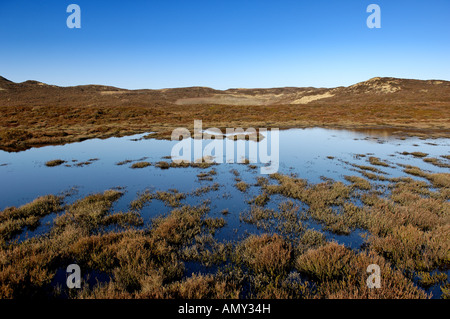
[1,76,449,151]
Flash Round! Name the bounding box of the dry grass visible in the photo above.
[155,190,186,207]
[197,169,216,181]
[423,157,450,168]
[401,151,429,158]
[0,195,62,241]
[191,183,220,196]
[295,242,429,298]
[45,159,66,167]
[368,156,390,167]
[235,234,292,276]
[344,175,372,190]
[235,181,249,192]
[155,161,170,169]
[249,192,270,206]
[417,272,448,288]
[130,162,151,169]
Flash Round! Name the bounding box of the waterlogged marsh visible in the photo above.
[0,128,449,299]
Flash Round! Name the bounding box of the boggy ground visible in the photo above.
[1,76,449,151]
[0,160,448,299]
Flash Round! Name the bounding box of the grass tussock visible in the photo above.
[423,157,450,168]
[197,169,217,181]
[368,156,390,167]
[235,234,292,276]
[0,195,62,241]
[241,201,305,237]
[155,160,217,170]
[248,192,270,206]
[130,161,152,169]
[417,272,448,288]
[192,183,220,196]
[155,190,186,207]
[45,159,66,167]
[344,175,372,190]
[401,151,429,158]
[235,181,249,192]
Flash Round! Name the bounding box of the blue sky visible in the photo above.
[0,0,449,89]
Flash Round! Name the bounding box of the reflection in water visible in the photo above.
[1,127,449,298]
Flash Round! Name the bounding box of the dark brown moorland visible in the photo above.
[0,76,449,151]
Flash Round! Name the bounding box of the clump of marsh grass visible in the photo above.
[240,201,305,237]
[349,162,387,175]
[344,175,371,190]
[115,159,133,166]
[155,190,186,207]
[130,161,152,169]
[74,158,99,167]
[359,170,388,181]
[45,159,66,167]
[401,151,429,158]
[230,169,240,177]
[130,190,153,211]
[102,211,144,228]
[191,183,220,196]
[181,234,230,266]
[417,272,448,288]
[403,165,450,190]
[235,234,292,276]
[0,195,63,240]
[52,190,124,233]
[203,217,227,235]
[368,156,390,167]
[368,224,449,271]
[155,161,170,169]
[151,203,210,246]
[166,272,241,299]
[197,169,217,181]
[155,160,217,170]
[248,192,270,206]
[423,157,450,168]
[235,181,249,192]
[441,284,450,299]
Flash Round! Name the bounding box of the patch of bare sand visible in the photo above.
[100,91,127,95]
[348,77,401,94]
[175,94,278,106]
[291,92,334,104]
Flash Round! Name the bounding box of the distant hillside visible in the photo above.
[0,75,449,151]
[0,76,449,108]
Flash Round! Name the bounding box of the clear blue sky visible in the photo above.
[0,0,449,89]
